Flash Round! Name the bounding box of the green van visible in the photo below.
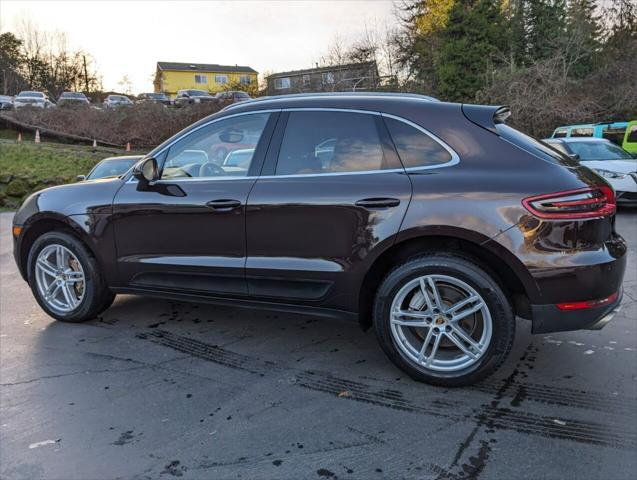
[623,120,637,154]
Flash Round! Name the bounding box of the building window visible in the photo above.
[239,75,251,85]
[274,77,290,90]
[322,72,334,84]
[215,74,228,84]
[194,74,207,84]
[302,74,310,85]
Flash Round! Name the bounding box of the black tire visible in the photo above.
[27,231,112,323]
[373,254,515,387]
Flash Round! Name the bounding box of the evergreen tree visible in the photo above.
[526,0,567,61]
[435,0,507,101]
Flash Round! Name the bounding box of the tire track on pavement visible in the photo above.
[138,329,636,451]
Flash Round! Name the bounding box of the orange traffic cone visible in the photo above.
[17,133,22,142]
[126,142,131,152]
[93,139,97,148]
[35,130,41,143]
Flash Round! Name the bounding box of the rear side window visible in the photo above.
[384,117,452,168]
[275,111,399,175]
[571,128,593,137]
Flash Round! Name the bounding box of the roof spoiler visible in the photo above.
[461,104,510,134]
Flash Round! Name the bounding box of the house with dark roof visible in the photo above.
[265,61,378,96]
[154,62,258,98]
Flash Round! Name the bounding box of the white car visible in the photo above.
[13,91,53,109]
[544,137,637,206]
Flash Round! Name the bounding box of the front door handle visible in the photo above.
[355,197,401,209]
[206,199,242,211]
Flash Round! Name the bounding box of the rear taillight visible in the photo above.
[557,291,619,311]
[522,186,615,219]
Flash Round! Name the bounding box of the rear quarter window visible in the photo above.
[496,124,578,167]
[384,117,452,168]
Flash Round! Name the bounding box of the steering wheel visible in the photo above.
[199,162,226,177]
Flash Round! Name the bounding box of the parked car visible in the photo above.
[551,121,637,149]
[544,137,637,205]
[137,92,172,106]
[77,155,143,181]
[0,95,14,110]
[622,120,637,154]
[13,91,54,109]
[57,92,90,107]
[12,93,627,386]
[103,95,133,108]
[215,90,251,104]
[174,89,216,107]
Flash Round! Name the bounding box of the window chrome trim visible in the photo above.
[127,108,460,183]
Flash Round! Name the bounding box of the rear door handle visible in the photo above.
[355,197,401,209]
[206,199,242,211]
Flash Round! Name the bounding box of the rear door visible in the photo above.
[245,109,412,312]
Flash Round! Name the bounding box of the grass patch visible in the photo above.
[0,139,145,181]
[0,139,146,210]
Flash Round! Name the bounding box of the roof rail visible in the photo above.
[221,91,439,112]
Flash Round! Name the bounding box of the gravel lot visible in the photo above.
[1,210,635,480]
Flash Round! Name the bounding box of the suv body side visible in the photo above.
[12,96,627,334]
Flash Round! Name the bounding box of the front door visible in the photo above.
[245,110,413,311]
[112,111,278,296]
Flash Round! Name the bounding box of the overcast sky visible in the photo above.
[0,0,396,93]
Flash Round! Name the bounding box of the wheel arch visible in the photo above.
[358,229,537,329]
[18,213,99,281]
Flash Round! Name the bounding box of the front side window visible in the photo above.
[553,129,568,138]
[628,125,637,143]
[275,111,397,176]
[161,113,270,179]
[384,117,452,168]
[274,77,290,90]
[215,74,228,84]
[195,74,207,84]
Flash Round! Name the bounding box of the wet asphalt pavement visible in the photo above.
[1,210,636,480]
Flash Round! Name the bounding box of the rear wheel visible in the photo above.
[373,254,514,387]
[27,231,113,322]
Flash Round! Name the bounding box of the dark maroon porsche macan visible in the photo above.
[12,93,626,386]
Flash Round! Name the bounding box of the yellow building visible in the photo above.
[154,62,258,98]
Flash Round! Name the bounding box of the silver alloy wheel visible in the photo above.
[389,274,492,372]
[35,244,85,314]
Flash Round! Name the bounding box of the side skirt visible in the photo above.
[111,287,359,323]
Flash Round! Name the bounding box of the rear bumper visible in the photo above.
[531,288,623,334]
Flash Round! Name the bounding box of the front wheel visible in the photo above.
[373,254,515,387]
[27,231,113,322]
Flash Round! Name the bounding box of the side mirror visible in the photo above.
[133,157,159,188]
[569,153,580,160]
[76,175,86,182]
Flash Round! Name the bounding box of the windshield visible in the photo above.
[188,90,208,97]
[18,91,44,98]
[149,93,167,99]
[567,141,633,160]
[235,92,250,98]
[496,124,578,167]
[87,158,138,180]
